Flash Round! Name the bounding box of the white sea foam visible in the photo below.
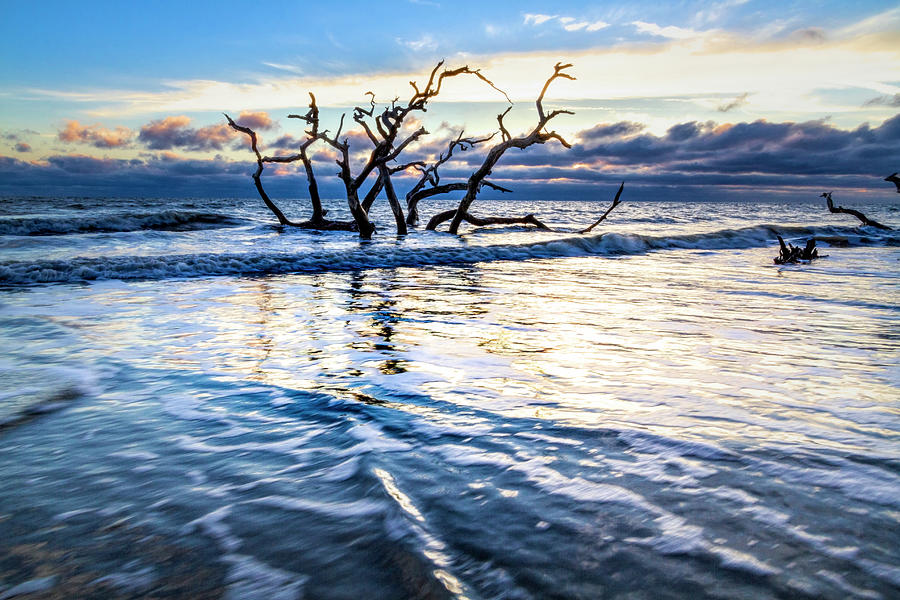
[319,456,361,482]
[162,395,228,422]
[245,494,384,518]
[182,505,242,552]
[222,554,308,600]
[345,422,413,452]
[0,576,59,600]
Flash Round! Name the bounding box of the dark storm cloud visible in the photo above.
[4,114,899,202]
[267,134,299,150]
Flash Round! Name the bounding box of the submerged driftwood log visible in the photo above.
[774,236,820,264]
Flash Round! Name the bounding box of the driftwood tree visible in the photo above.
[404,131,511,226]
[426,63,579,234]
[227,61,625,238]
[225,100,355,231]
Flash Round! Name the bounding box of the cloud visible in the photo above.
[58,120,133,148]
[5,110,899,204]
[717,92,749,112]
[434,113,900,201]
[263,62,305,75]
[564,114,900,181]
[791,27,827,43]
[14,142,31,152]
[138,116,237,151]
[267,134,299,150]
[398,35,438,52]
[864,93,900,107]
[524,14,556,26]
[525,14,608,33]
[578,121,645,140]
[632,21,698,40]
[236,111,275,130]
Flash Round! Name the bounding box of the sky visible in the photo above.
[1,0,899,202]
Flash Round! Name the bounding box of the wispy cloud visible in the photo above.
[632,21,698,40]
[397,34,438,52]
[717,92,749,112]
[525,14,609,33]
[863,93,900,107]
[17,14,898,133]
[14,142,31,153]
[692,0,749,27]
[263,62,305,75]
[524,14,557,26]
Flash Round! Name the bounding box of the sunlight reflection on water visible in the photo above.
[0,197,898,598]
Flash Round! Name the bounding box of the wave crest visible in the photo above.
[0,210,248,236]
[1,224,895,285]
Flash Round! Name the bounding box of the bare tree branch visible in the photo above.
[225,113,294,226]
[426,210,549,230]
[580,182,624,234]
[441,63,577,234]
[822,192,891,230]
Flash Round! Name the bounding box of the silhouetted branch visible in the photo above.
[426,210,549,230]
[821,192,891,230]
[404,130,498,225]
[225,113,294,226]
[579,182,624,234]
[441,63,577,234]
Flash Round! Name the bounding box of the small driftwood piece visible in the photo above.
[821,192,891,230]
[775,236,820,264]
[886,172,900,193]
[580,182,624,234]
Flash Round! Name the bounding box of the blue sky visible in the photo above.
[1,0,899,201]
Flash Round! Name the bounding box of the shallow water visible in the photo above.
[0,195,898,599]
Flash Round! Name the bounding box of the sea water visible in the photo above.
[0,195,898,599]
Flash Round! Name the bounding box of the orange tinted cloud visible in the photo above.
[236,111,274,130]
[139,116,236,151]
[58,120,133,148]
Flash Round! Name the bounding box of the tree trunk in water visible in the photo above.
[301,152,325,224]
[361,175,384,214]
[379,165,408,235]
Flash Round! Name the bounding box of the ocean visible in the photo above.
[0,194,898,599]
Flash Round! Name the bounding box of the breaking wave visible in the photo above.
[0,210,249,236]
[1,224,896,285]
